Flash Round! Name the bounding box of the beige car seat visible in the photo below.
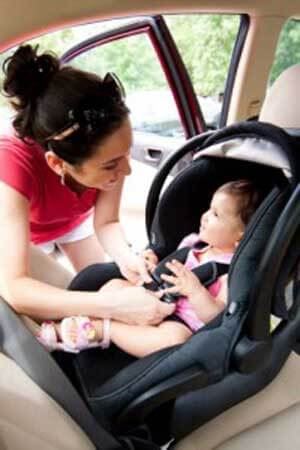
[0,246,90,449]
[175,64,300,450]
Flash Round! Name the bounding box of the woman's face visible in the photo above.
[64,118,132,191]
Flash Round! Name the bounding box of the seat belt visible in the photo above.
[0,297,122,450]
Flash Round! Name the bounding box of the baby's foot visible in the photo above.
[36,320,60,352]
[59,316,103,351]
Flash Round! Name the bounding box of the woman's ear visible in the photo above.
[45,151,65,176]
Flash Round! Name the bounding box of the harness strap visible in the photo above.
[149,246,230,302]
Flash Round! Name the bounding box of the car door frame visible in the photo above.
[62,13,249,144]
[61,15,206,141]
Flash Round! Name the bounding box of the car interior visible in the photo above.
[0,1,299,450]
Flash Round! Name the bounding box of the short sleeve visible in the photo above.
[0,136,36,202]
[177,233,200,249]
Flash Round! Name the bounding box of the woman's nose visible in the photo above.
[124,157,131,176]
[121,156,131,176]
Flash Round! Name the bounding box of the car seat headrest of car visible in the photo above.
[259,64,300,129]
[193,137,291,179]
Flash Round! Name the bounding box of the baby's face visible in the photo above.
[198,192,245,252]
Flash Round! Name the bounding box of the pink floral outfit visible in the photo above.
[173,234,233,332]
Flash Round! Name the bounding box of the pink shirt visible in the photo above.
[175,234,233,332]
[0,134,98,244]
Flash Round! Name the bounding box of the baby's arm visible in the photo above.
[160,260,227,324]
[110,320,192,357]
[187,286,226,324]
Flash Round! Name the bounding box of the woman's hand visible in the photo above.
[141,248,159,272]
[109,286,175,325]
[160,259,203,298]
[118,252,153,285]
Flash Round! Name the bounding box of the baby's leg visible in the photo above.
[110,320,192,358]
[99,278,133,293]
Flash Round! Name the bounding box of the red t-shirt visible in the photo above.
[0,134,98,244]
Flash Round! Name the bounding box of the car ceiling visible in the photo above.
[1,0,299,49]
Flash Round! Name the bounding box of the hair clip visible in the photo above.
[83,109,106,132]
[45,106,107,142]
[103,72,126,100]
[46,123,80,141]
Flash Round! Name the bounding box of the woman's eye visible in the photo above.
[103,164,117,171]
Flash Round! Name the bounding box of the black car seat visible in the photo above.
[173,62,300,450]
[66,119,299,446]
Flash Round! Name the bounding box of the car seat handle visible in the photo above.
[115,366,209,432]
[146,131,213,235]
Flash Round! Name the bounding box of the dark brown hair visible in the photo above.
[216,179,263,225]
[2,45,129,165]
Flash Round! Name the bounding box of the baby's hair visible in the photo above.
[216,179,262,225]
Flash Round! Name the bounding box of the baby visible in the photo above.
[30,179,262,357]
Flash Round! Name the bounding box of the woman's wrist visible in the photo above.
[109,242,133,266]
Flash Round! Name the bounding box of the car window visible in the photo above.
[68,34,184,140]
[269,18,300,86]
[0,18,140,129]
[165,14,241,129]
[0,15,243,251]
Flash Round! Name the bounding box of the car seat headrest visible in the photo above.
[260,64,300,129]
[194,137,292,179]
[150,156,286,259]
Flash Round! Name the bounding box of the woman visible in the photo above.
[0,44,174,325]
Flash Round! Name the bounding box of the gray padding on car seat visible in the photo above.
[0,297,122,450]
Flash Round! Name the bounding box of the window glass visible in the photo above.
[69,34,183,139]
[269,19,300,86]
[165,14,240,129]
[0,18,158,129]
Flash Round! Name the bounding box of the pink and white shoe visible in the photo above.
[59,316,111,353]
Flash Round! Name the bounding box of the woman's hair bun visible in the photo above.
[3,44,59,109]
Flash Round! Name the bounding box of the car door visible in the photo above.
[60,14,244,249]
[61,15,205,171]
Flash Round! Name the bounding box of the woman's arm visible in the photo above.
[94,176,151,283]
[0,182,173,323]
[94,176,130,260]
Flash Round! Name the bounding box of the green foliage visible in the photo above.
[0,14,240,108]
[166,14,240,96]
[70,35,167,93]
[269,19,300,85]
[0,14,299,111]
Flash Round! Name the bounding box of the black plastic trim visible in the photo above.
[145,131,213,234]
[116,367,209,431]
[247,184,300,340]
[220,14,250,127]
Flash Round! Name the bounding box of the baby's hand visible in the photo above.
[141,248,159,272]
[160,259,202,298]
